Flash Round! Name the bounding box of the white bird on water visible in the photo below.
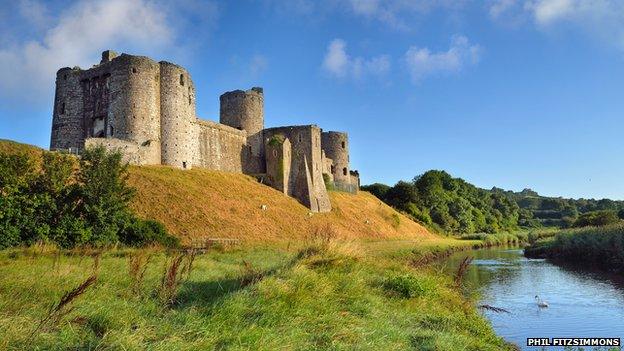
[535,295,549,308]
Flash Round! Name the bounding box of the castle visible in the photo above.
[50,50,359,212]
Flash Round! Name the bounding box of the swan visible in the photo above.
[535,295,549,308]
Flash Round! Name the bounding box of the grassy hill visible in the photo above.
[129,166,431,244]
[0,139,432,245]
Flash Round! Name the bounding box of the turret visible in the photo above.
[219,87,265,173]
[321,131,350,185]
[106,54,162,164]
[50,67,84,151]
[160,61,197,169]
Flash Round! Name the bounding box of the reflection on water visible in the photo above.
[440,248,624,350]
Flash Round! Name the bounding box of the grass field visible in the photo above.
[0,139,514,349]
[0,238,514,350]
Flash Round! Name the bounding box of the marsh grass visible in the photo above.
[158,250,197,307]
[525,224,624,273]
[454,256,474,288]
[128,251,153,296]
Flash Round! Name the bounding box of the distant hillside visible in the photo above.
[490,187,624,228]
[363,170,624,233]
[0,139,432,244]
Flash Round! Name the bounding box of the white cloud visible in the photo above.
[489,0,624,50]
[526,0,575,25]
[404,35,481,82]
[322,38,391,79]
[323,39,349,77]
[0,0,218,105]
[18,0,51,31]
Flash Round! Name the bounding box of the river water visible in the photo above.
[440,247,624,350]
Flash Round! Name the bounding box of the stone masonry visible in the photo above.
[50,50,360,212]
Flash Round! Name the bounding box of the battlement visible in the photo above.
[50,50,358,213]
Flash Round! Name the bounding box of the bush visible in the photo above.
[120,218,179,248]
[0,146,174,249]
[573,210,620,228]
[382,274,426,298]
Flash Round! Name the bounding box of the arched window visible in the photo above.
[343,167,347,176]
[341,141,345,149]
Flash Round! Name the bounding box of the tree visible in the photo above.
[573,210,620,228]
[360,183,391,201]
[73,146,136,246]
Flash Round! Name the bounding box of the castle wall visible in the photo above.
[160,62,196,169]
[265,136,291,194]
[194,120,246,172]
[50,67,84,151]
[263,125,331,212]
[321,131,350,185]
[220,87,265,174]
[85,137,152,165]
[321,150,334,182]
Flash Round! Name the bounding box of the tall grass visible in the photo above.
[0,242,514,350]
[525,223,624,273]
[458,230,557,248]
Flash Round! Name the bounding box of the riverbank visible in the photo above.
[524,224,624,273]
[0,238,516,350]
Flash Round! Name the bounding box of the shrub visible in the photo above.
[0,146,174,249]
[120,218,179,248]
[573,210,620,228]
[382,274,426,298]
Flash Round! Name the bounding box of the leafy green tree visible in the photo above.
[573,210,620,228]
[361,183,391,201]
[73,146,135,246]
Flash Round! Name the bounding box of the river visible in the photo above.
[440,247,624,350]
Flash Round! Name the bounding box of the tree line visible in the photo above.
[362,170,624,234]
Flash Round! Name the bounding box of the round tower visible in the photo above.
[108,54,162,164]
[321,131,350,184]
[219,87,264,173]
[50,67,84,151]
[159,61,197,169]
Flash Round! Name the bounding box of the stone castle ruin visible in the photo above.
[50,50,360,212]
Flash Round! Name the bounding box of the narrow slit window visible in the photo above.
[341,141,345,149]
[180,74,185,86]
[60,102,65,115]
[343,167,347,176]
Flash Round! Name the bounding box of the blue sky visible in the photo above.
[1,0,623,199]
